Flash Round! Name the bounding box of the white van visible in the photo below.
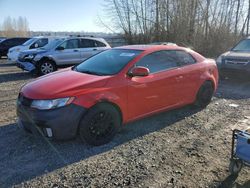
[7,36,50,63]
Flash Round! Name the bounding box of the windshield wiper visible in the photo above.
[79,70,106,76]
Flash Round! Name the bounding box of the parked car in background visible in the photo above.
[16,37,111,75]
[216,37,250,79]
[150,42,177,46]
[17,45,218,146]
[7,36,52,63]
[0,37,30,58]
[16,38,65,73]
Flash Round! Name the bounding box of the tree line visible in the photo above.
[0,16,30,37]
[103,0,250,57]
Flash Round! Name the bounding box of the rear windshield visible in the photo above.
[232,39,250,52]
[75,49,142,75]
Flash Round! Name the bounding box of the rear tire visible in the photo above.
[195,81,214,108]
[38,60,57,75]
[79,103,121,146]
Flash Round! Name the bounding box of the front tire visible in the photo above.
[79,103,121,146]
[229,159,243,175]
[195,81,214,108]
[38,60,57,75]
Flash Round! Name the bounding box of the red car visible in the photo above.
[17,45,218,146]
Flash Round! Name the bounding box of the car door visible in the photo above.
[172,50,202,104]
[53,39,81,65]
[79,39,102,61]
[127,50,184,120]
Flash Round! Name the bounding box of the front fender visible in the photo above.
[73,90,127,123]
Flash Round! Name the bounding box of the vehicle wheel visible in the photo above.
[79,103,121,146]
[229,159,243,175]
[195,81,214,108]
[38,60,57,75]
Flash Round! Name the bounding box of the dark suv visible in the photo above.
[0,37,30,58]
[216,37,250,79]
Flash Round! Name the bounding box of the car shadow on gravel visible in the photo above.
[215,79,250,100]
[0,72,32,83]
[0,105,200,187]
[218,174,250,188]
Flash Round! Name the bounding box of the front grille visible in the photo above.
[225,58,249,65]
[18,93,33,107]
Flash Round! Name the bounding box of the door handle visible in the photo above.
[73,49,79,52]
[176,75,183,80]
[93,49,97,51]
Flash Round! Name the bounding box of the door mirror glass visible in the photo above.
[128,66,150,77]
[56,46,65,51]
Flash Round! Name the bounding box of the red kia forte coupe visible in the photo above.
[17,45,218,146]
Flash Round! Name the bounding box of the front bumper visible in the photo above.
[218,62,250,79]
[219,68,250,79]
[16,60,36,72]
[17,102,87,140]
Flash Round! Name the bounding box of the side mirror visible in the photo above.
[56,46,65,51]
[128,66,150,77]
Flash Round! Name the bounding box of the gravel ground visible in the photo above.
[0,59,250,188]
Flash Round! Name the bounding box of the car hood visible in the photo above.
[21,69,111,99]
[223,51,250,59]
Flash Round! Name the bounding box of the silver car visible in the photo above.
[17,37,111,75]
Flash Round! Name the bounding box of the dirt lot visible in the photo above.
[0,59,250,188]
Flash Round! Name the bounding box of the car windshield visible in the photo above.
[232,39,250,52]
[22,38,37,46]
[40,39,64,50]
[74,49,142,75]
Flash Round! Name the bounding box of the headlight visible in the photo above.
[31,97,75,110]
[216,55,222,65]
[28,54,34,59]
[24,54,36,60]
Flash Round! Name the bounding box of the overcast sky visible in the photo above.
[0,0,107,32]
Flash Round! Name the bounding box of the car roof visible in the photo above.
[114,44,185,51]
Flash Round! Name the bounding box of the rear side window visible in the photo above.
[80,39,95,48]
[95,40,106,47]
[174,51,196,66]
[136,50,196,74]
[136,51,179,73]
